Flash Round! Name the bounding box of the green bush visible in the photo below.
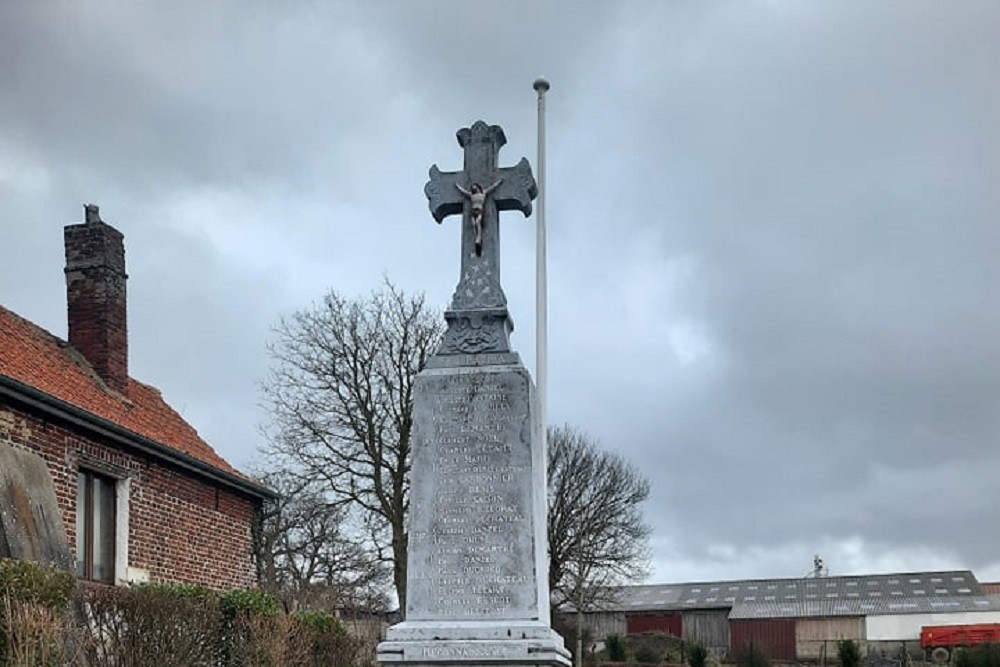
[136,581,214,601]
[956,644,1000,667]
[689,640,709,667]
[838,639,861,667]
[0,559,76,666]
[736,643,771,667]
[606,633,627,662]
[0,559,75,609]
[635,644,662,663]
[81,583,223,667]
[2,571,371,667]
[220,588,279,617]
[294,610,345,634]
[218,589,280,666]
[310,634,371,667]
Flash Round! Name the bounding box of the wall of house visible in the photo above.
[0,400,258,591]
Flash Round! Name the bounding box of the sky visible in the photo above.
[2,0,999,586]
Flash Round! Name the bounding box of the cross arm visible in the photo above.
[494,157,538,218]
[424,165,464,223]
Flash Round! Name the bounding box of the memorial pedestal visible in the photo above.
[376,356,570,667]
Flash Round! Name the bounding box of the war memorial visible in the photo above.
[376,121,570,666]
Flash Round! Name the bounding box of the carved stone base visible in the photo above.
[439,308,513,355]
[377,621,571,666]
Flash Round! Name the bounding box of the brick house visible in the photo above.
[0,205,273,590]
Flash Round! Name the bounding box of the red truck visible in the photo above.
[921,624,1000,661]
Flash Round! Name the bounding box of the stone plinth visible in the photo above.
[377,353,569,666]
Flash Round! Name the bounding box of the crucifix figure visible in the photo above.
[455,179,502,256]
[425,121,537,318]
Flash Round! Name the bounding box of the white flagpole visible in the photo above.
[534,77,549,459]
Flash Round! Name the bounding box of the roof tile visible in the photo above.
[0,305,239,477]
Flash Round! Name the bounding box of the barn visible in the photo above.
[578,570,1000,661]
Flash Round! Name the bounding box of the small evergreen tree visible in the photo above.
[956,643,1000,667]
[689,640,709,667]
[737,643,771,667]
[606,634,627,662]
[838,639,861,667]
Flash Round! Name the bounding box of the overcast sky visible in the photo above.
[2,0,999,586]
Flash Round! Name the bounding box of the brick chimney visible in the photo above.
[64,204,129,394]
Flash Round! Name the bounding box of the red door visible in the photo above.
[730,619,797,661]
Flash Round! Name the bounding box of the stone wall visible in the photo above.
[0,399,258,591]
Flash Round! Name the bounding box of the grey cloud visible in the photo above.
[2,0,999,583]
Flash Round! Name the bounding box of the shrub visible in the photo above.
[294,609,345,634]
[300,616,370,667]
[689,640,709,667]
[606,633,627,661]
[80,583,223,667]
[0,559,76,666]
[3,571,375,667]
[838,639,861,667]
[736,643,771,667]
[0,559,75,609]
[636,644,662,663]
[136,581,214,601]
[302,632,375,667]
[220,588,279,618]
[2,596,70,667]
[218,589,281,666]
[225,612,312,667]
[956,644,1000,667]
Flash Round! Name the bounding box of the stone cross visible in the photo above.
[378,121,570,667]
[425,121,537,314]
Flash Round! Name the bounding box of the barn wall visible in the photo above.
[796,617,865,660]
[868,612,1000,641]
[568,611,626,641]
[683,610,730,653]
[731,619,797,661]
[591,611,627,640]
[627,612,682,636]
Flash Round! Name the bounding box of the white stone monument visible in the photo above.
[377,121,570,666]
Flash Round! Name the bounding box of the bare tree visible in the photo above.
[260,281,444,613]
[547,424,651,665]
[256,468,391,612]
[260,282,650,633]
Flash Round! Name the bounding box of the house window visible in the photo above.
[76,470,116,582]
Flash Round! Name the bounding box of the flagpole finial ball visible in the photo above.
[533,77,550,93]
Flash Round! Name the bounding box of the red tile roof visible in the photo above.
[0,304,239,477]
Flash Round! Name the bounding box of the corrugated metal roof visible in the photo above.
[609,571,980,612]
[729,596,1000,619]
